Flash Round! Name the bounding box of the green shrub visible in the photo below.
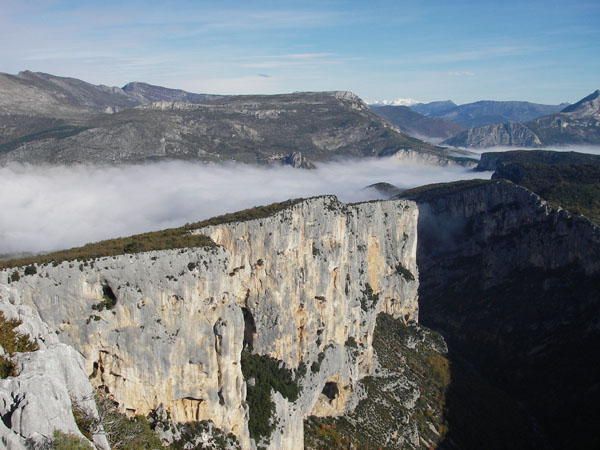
[0,311,39,378]
[345,337,358,348]
[24,265,37,276]
[170,420,241,450]
[74,390,164,450]
[0,311,39,355]
[51,430,93,450]
[395,263,415,281]
[0,357,17,378]
[360,283,379,311]
[241,350,301,442]
[9,271,19,282]
[92,286,117,312]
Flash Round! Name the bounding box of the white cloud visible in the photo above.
[0,158,491,255]
[447,71,475,77]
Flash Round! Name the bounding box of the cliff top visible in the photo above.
[396,179,499,202]
[0,197,320,269]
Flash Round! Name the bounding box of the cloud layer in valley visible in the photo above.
[0,157,490,255]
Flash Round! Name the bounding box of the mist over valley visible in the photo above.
[0,157,490,255]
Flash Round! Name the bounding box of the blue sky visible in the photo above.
[1,0,598,104]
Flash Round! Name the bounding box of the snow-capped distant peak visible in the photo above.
[369,98,421,107]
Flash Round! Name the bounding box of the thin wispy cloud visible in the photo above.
[1,0,598,104]
[448,71,475,77]
[405,45,547,66]
[0,158,491,255]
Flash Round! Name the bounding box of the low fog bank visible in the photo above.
[447,145,600,159]
[0,158,491,254]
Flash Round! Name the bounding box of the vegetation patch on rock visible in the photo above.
[0,311,39,378]
[304,313,450,449]
[241,350,301,444]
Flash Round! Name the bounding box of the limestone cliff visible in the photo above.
[0,196,419,449]
[400,179,600,449]
[442,121,542,148]
[0,284,110,450]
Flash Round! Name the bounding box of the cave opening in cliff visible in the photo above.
[101,284,117,308]
[322,382,339,400]
[242,307,256,350]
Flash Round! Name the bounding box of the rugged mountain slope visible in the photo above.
[412,99,568,128]
[410,100,457,117]
[0,71,140,118]
[370,105,465,141]
[0,196,421,449]
[0,71,222,151]
[0,71,221,119]
[122,82,225,104]
[444,90,600,147]
[0,90,445,165]
[443,121,542,148]
[527,89,600,145]
[477,150,600,225]
[400,179,600,449]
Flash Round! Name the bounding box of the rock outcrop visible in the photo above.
[0,284,110,450]
[443,121,543,148]
[0,196,419,449]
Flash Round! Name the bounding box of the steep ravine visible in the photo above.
[0,196,419,449]
[401,179,600,449]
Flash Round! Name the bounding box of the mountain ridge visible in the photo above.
[443,90,600,147]
[411,99,568,128]
[0,72,449,165]
[370,104,465,142]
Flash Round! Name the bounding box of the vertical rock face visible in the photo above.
[0,285,110,450]
[0,196,419,449]
[402,179,600,449]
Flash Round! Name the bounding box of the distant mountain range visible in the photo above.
[369,97,572,143]
[370,105,465,142]
[0,71,449,165]
[410,99,569,128]
[0,71,225,118]
[444,90,600,148]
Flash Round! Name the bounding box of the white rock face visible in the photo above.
[443,122,543,148]
[0,284,109,450]
[1,196,419,449]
